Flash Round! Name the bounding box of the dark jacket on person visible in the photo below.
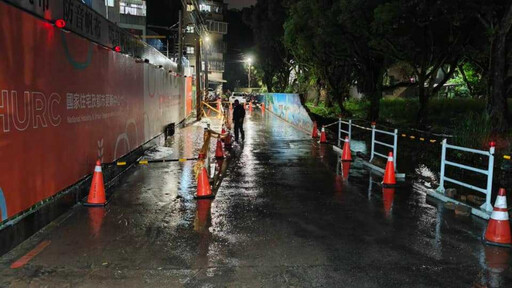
[233,104,246,123]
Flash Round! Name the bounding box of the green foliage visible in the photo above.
[452,112,491,149]
[343,99,370,119]
[306,102,342,118]
[447,63,487,98]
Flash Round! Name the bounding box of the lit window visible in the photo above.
[187,4,195,11]
[106,0,114,7]
[199,4,211,12]
[186,46,195,54]
[186,25,195,34]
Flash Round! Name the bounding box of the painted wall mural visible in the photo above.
[264,93,313,133]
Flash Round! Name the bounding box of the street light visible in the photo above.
[246,57,253,88]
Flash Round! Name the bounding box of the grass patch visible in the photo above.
[306,97,512,149]
[306,102,342,118]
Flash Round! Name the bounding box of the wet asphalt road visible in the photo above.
[1,108,512,287]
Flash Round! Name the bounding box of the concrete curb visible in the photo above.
[425,189,491,220]
[333,143,406,179]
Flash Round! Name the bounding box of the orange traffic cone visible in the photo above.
[249,101,253,112]
[341,136,352,161]
[382,152,396,187]
[484,188,512,247]
[84,160,107,206]
[312,121,319,138]
[261,102,265,112]
[221,126,226,143]
[215,138,224,159]
[195,167,214,199]
[320,126,327,143]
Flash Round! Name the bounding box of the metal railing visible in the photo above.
[337,119,352,147]
[370,124,398,170]
[436,139,495,212]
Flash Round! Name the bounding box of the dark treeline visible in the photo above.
[242,0,512,133]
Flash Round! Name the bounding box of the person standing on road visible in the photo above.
[232,99,245,142]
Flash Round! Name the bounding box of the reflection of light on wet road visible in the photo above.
[180,162,193,199]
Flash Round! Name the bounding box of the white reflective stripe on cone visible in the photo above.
[388,156,393,161]
[494,196,508,209]
[95,166,102,172]
[490,211,509,221]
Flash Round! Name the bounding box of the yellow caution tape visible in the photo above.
[504,155,511,160]
[410,136,416,140]
[139,160,149,165]
[420,138,425,141]
[117,162,127,166]
[179,158,187,162]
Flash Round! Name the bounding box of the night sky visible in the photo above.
[225,0,256,9]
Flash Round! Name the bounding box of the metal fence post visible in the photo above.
[482,146,495,212]
[370,124,376,162]
[348,120,352,142]
[338,118,342,147]
[393,129,398,170]
[437,139,447,194]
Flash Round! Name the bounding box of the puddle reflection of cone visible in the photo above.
[311,143,318,158]
[216,159,224,176]
[312,122,319,138]
[382,187,395,217]
[249,101,253,112]
[194,199,212,233]
[319,144,326,159]
[85,160,107,206]
[342,161,351,180]
[484,188,511,247]
[484,245,510,287]
[335,175,343,194]
[195,167,214,199]
[320,126,327,143]
[88,207,106,237]
[215,139,224,159]
[382,152,396,187]
[261,103,265,113]
[341,137,352,161]
[224,133,232,149]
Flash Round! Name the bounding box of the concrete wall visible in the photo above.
[0,0,189,224]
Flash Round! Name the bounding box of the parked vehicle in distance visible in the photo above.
[229,92,247,104]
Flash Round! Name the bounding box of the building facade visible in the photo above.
[183,0,228,93]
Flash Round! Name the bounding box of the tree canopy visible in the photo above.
[244,0,512,131]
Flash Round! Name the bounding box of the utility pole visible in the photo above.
[204,42,209,96]
[177,10,183,73]
[195,36,202,121]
